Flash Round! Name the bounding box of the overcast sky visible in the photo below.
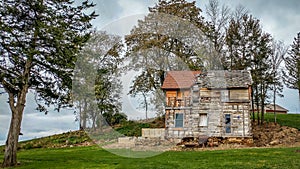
[1,0,299,145]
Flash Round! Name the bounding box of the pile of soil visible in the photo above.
[175,122,300,150]
[252,122,300,147]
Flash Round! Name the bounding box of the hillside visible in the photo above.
[264,113,300,130]
[1,114,299,152]
[1,130,93,153]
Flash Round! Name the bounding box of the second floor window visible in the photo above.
[221,90,229,102]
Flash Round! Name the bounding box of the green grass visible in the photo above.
[115,121,150,137]
[1,146,300,169]
[0,130,92,153]
[263,113,300,130]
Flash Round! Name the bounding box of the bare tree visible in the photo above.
[270,40,287,123]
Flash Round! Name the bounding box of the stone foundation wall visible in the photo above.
[142,128,165,138]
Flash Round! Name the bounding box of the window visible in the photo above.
[175,113,184,128]
[225,114,231,133]
[199,114,208,127]
[221,90,229,102]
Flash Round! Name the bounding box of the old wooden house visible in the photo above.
[161,70,252,139]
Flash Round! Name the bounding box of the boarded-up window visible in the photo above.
[199,114,208,126]
[221,90,229,102]
[175,113,183,128]
[230,89,248,100]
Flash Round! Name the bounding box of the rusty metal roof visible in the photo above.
[161,71,200,89]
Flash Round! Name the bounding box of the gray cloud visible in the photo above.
[242,0,300,43]
[92,0,157,30]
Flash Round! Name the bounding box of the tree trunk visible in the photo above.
[260,83,265,125]
[261,101,265,125]
[251,87,255,122]
[273,85,277,123]
[2,110,23,167]
[2,90,27,167]
[82,98,87,129]
[143,93,148,120]
[255,85,260,125]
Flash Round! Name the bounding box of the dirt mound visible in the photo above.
[252,122,300,147]
[174,122,300,150]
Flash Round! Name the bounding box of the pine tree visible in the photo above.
[0,0,96,167]
[225,13,273,124]
[283,32,300,102]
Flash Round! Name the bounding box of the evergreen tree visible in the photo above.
[225,13,273,124]
[0,0,96,167]
[283,32,300,102]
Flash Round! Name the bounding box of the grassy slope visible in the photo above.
[1,146,300,169]
[263,113,300,130]
[0,130,92,153]
[1,114,300,168]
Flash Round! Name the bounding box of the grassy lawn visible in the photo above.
[1,146,300,169]
[263,113,300,130]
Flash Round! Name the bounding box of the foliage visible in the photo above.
[269,40,287,122]
[204,0,231,69]
[0,0,96,167]
[1,146,300,168]
[226,13,274,124]
[103,112,127,126]
[128,71,156,119]
[115,121,150,137]
[125,0,210,117]
[0,0,97,112]
[283,32,300,97]
[72,31,123,130]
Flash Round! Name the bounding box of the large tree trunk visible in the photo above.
[2,109,23,167]
[2,90,27,167]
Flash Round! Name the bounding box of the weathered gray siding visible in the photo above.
[165,88,252,139]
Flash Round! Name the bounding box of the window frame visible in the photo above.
[224,114,231,133]
[199,113,208,127]
[175,113,184,128]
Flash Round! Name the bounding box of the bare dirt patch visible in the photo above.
[252,122,300,147]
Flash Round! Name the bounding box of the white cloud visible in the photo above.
[101,14,144,36]
[118,0,146,17]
